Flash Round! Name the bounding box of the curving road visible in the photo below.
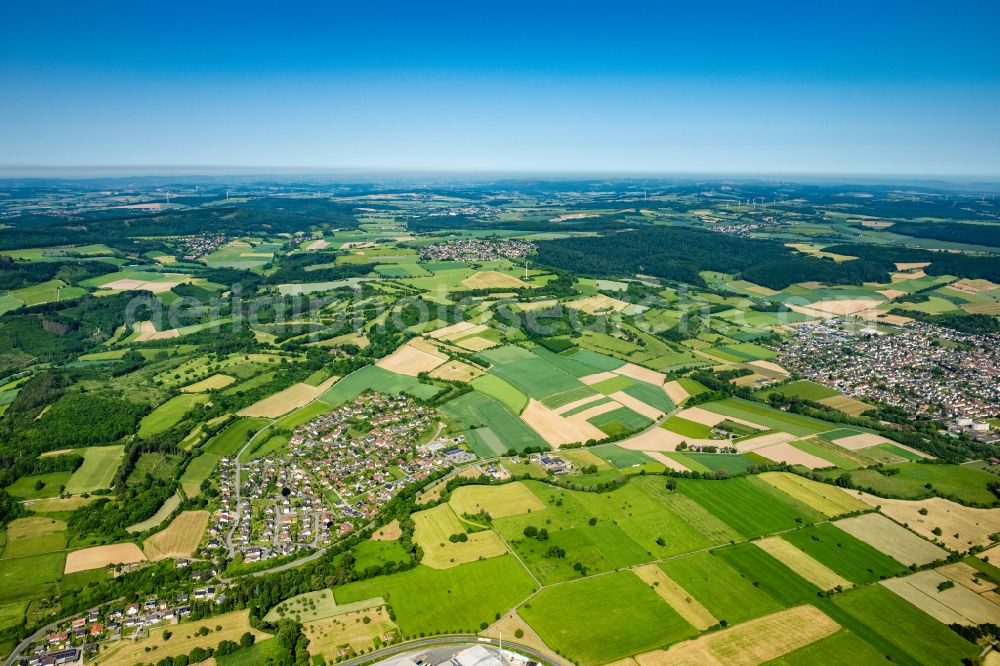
[336,635,559,666]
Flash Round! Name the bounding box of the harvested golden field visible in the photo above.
[305,607,397,661]
[818,394,873,416]
[805,299,884,315]
[951,278,1000,293]
[412,504,507,568]
[635,606,839,666]
[614,362,666,386]
[428,320,478,339]
[961,302,1000,315]
[580,371,618,385]
[371,520,401,541]
[733,432,796,452]
[663,380,690,404]
[375,340,447,376]
[103,278,183,293]
[449,482,545,519]
[755,538,852,591]
[181,374,236,392]
[754,442,832,469]
[632,564,716,630]
[143,510,210,560]
[238,376,338,417]
[644,451,691,471]
[521,399,606,447]
[758,472,867,516]
[95,610,269,664]
[857,493,1000,551]
[610,390,664,420]
[453,335,498,351]
[939,562,997,593]
[618,426,718,452]
[834,513,947,566]
[881,570,1000,625]
[462,271,529,289]
[832,432,895,451]
[429,359,483,381]
[65,543,146,573]
[564,294,630,314]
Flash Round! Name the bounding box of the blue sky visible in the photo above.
[2,0,999,175]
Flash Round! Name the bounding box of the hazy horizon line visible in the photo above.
[1,165,1000,186]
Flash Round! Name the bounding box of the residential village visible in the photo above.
[779,318,1000,437]
[417,238,533,262]
[213,392,473,565]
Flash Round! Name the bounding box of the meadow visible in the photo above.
[676,476,824,537]
[701,397,839,437]
[781,524,908,584]
[519,570,697,666]
[202,417,271,456]
[333,556,536,637]
[64,446,125,494]
[439,390,546,456]
[318,365,441,405]
[179,453,220,497]
[659,551,785,625]
[138,393,208,437]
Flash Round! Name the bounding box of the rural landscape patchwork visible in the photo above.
[4,1,1000,665]
[0,179,998,666]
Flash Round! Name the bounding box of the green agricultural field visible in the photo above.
[138,393,209,437]
[590,444,653,468]
[677,378,709,396]
[64,445,125,494]
[9,280,76,306]
[700,397,837,437]
[662,416,713,438]
[713,541,821,607]
[520,570,697,666]
[766,628,890,666]
[483,346,597,408]
[530,347,610,378]
[565,349,626,372]
[590,375,634,394]
[1,517,67,559]
[333,555,535,637]
[676,476,824,537]
[469,374,527,413]
[587,407,652,437]
[816,461,999,504]
[352,540,410,572]
[763,380,840,401]
[0,551,65,601]
[440,390,547,456]
[621,381,675,412]
[180,453,221,497]
[0,600,27,632]
[0,295,25,315]
[672,452,756,474]
[781,524,908,583]
[660,551,784,625]
[790,438,861,470]
[5,471,72,500]
[202,418,270,456]
[828,585,978,665]
[319,365,441,405]
[510,521,649,584]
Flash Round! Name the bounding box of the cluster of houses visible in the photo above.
[780,319,1000,424]
[175,233,229,261]
[418,238,533,262]
[19,570,224,666]
[215,392,473,564]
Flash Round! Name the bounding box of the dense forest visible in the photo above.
[0,198,360,251]
[876,221,1000,247]
[535,227,891,289]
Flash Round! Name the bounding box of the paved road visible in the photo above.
[225,422,275,557]
[336,635,558,666]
